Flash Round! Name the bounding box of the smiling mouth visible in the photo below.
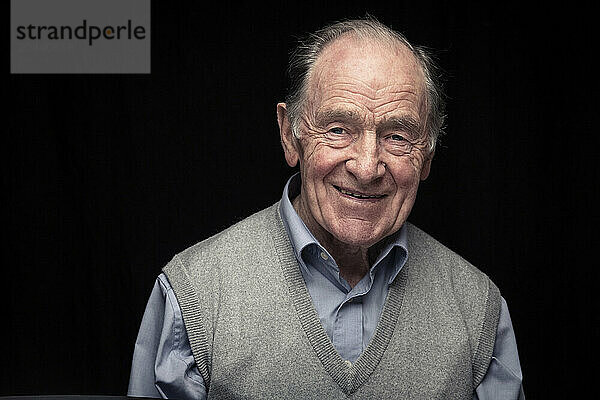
[333,185,386,199]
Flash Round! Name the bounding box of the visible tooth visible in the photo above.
[344,190,369,198]
[337,186,382,198]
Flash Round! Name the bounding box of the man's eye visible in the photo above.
[385,132,413,155]
[329,127,346,135]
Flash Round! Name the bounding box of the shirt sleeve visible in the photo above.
[127,273,207,399]
[473,296,525,400]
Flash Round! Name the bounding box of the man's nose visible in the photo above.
[345,132,386,184]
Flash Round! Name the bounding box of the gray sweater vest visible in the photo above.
[163,203,501,399]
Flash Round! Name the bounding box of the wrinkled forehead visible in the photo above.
[308,34,426,101]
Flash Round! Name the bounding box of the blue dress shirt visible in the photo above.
[128,174,525,399]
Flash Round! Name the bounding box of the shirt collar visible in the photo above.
[279,172,318,262]
[278,173,409,284]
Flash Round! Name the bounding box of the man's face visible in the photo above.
[279,35,432,249]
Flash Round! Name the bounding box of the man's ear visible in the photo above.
[420,151,434,180]
[277,102,300,168]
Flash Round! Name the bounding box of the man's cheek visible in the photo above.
[393,155,422,177]
[303,142,330,168]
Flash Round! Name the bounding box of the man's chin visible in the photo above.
[328,223,390,249]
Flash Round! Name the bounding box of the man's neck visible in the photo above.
[292,195,370,288]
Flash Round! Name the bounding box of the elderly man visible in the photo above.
[128,18,524,399]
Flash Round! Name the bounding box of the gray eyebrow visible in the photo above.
[377,116,421,137]
[315,109,363,126]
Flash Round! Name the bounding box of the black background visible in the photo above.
[6,1,597,398]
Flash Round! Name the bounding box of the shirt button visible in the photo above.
[345,360,352,367]
[320,251,328,261]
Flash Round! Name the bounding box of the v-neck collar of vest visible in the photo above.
[271,204,408,395]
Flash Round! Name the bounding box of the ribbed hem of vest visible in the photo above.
[471,279,501,388]
[164,256,213,390]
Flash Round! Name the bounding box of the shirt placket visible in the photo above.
[333,294,363,364]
